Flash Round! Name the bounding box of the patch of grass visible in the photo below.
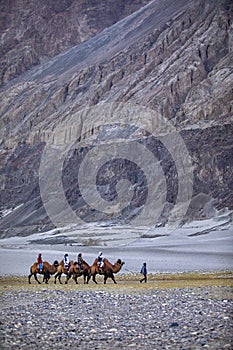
[0,271,232,295]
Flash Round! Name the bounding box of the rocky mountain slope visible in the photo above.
[0,0,150,85]
[0,0,232,237]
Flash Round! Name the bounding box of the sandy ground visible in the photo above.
[0,216,232,276]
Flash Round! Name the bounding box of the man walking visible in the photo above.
[140,262,147,283]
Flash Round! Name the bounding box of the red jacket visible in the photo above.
[37,255,42,264]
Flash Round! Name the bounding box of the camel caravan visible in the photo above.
[28,252,125,285]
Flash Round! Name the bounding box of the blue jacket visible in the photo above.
[140,265,147,275]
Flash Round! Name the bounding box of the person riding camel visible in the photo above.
[37,253,43,273]
[77,253,83,272]
[97,251,104,271]
[63,253,70,271]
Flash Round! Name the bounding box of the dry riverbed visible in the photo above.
[0,272,232,349]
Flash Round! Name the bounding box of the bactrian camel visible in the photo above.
[54,260,91,284]
[28,260,59,284]
[87,258,125,284]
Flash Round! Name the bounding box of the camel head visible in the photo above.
[53,260,59,267]
[116,259,125,266]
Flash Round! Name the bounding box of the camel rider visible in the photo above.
[77,253,83,272]
[37,253,43,272]
[63,253,70,271]
[97,251,104,271]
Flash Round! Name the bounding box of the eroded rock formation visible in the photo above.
[0,0,232,237]
[0,0,150,85]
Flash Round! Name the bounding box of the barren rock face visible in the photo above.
[0,0,232,237]
[0,0,150,85]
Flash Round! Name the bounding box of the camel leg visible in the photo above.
[109,272,117,284]
[72,276,77,284]
[86,274,91,284]
[54,272,60,284]
[92,274,98,284]
[28,274,32,284]
[58,274,63,284]
[34,273,41,284]
[73,275,78,284]
[43,272,50,284]
[65,274,72,284]
[84,274,88,284]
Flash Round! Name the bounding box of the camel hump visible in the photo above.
[103,258,110,264]
[31,262,39,270]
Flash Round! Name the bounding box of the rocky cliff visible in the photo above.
[0,0,150,85]
[0,0,232,237]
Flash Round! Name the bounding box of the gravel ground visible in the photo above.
[0,286,232,350]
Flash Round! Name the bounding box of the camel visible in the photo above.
[28,260,59,284]
[54,260,73,284]
[54,260,91,284]
[87,258,125,284]
[65,260,91,284]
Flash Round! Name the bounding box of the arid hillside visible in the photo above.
[0,0,150,85]
[0,0,232,237]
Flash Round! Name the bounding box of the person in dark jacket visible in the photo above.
[140,262,147,283]
[77,253,84,272]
